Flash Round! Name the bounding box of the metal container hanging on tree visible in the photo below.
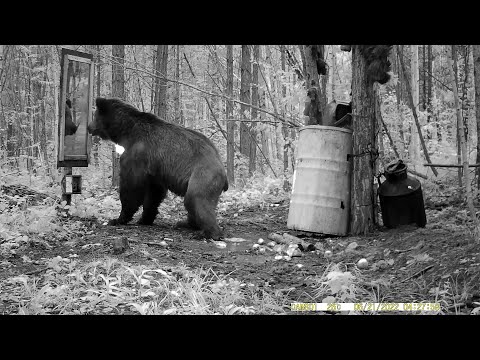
[378,160,427,228]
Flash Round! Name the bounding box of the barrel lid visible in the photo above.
[300,125,353,134]
[385,159,407,181]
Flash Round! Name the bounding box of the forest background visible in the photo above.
[0,45,478,228]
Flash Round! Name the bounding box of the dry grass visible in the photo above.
[1,256,288,315]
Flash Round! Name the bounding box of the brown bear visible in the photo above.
[65,99,79,136]
[87,97,228,240]
[358,45,393,85]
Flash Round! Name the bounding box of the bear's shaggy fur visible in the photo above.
[358,45,393,85]
[87,97,228,240]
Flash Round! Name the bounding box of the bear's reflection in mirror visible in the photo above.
[63,61,90,157]
[65,99,78,136]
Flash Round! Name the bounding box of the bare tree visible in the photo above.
[448,45,478,228]
[111,45,125,187]
[474,45,480,188]
[91,44,102,168]
[250,45,259,175]
[280,45,289,191]
[409,45,421,164]
[154,45,168,120]
[174,45,182,125]
[226,45,235,186]
[239,45,251,157]
[426,45,434,132]
[397,45,438,177]
[303,45,327,118]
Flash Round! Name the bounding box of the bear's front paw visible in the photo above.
[137,218,154,226]
[204,230,224,242]
[108,219,120,226]
[175,220,199,230]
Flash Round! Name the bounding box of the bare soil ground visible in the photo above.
[1,196,479,314]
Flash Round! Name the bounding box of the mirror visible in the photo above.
[57,48,94,167]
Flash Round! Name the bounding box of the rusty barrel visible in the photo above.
[287,125,353,235]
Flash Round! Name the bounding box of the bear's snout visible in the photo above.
[87,123,95,134]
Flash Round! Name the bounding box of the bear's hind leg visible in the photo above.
[183,172,224,240]
[179,196,201,230]
[138,183,167,225]
[187,195,223,240]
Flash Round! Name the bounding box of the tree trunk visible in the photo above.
[460,47,471,145]
[39,47,49,176]
[281,45,289,191]
[112,45,125,99]
[26,64,33,172]
[0,45,4,164]
[397,46,438,177]
[298,45,307,79]
[52,45,59,170]
[320,47,328,112]
[150,45,156,112]
[350,45,376,235]
[409,45,421,165]
[154,45,168,120]
[226,45,235,186]
[239,45,251,157]
[432,49,441,142]
[473,45,480,189]
[449,45,478,228]
[174,45,182,125]
[111,45,125,187]
[374,83,384,225]
[259,88,269,172]
[304,45,319,88]
[264,45,282,161]
[303,45,327,120]
[427,45,434,135]
[394,46,405,156]
[249,45,259,176]
[258,49,270,170]
[452,45,463,187]
[422,45,426,111]
[92,44,102,168]
[330,46,336,101]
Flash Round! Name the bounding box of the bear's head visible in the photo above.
[88,97,150,146]
[87,97,115,141]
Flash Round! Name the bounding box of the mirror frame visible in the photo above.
[57,48,94,168]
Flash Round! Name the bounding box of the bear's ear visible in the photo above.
[95,97,109,114]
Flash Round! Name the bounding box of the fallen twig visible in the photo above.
[394,248,414,254]
[447,303,466,311]
[400,265,434,283]
[24,267,48,276]
[144,241,168,247]
[393,234,417,253]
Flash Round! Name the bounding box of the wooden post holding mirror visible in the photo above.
[57,48,94,203]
